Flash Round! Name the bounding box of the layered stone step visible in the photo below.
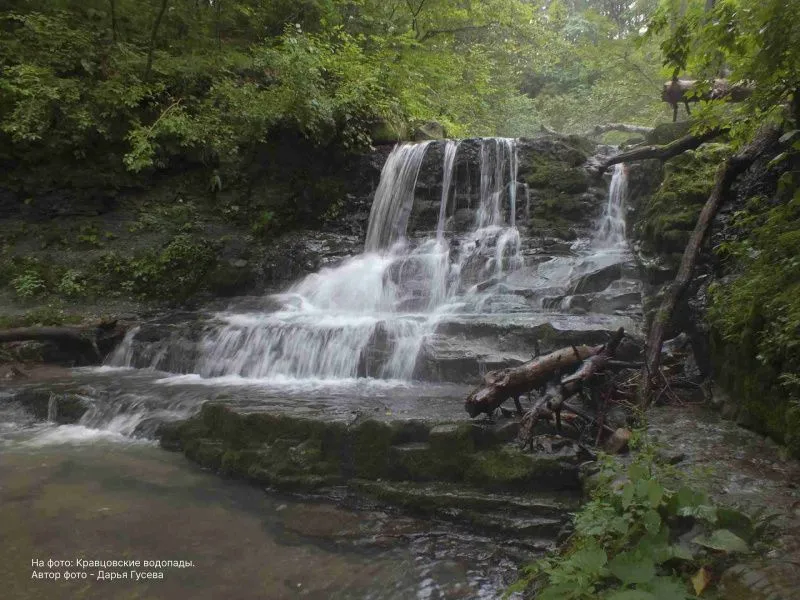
[159,401,585,537]
[352,479,578,542]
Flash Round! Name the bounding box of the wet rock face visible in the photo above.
[6,389,90,424]
[256,231,364,291]
[160,402,583,536]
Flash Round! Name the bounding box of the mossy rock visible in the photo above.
[465,446,580,491]
[526,157,590,195]
[634,143,731,254]
[645,122,692,146]
[370,119,409,145]
[166,404,586,493]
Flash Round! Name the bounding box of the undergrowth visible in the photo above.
[508,430,774,599]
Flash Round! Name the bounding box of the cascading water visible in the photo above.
[108,138,527,382]
[595,163,628,248]
[364,142,432,251]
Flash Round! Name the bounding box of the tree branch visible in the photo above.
[596,128,725,174]
[144,0,169,81]
[584,123,654,138]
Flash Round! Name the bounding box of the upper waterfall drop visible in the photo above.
[364,142,432,252]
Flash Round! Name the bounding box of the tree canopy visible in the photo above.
[0,0,675,179]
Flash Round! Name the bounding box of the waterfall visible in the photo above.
[595,163,628,248]
[436,140,460,239]
[364,142,432,252]
[105,326,139,366]
[47,394,58,422]
[113,138,526,382]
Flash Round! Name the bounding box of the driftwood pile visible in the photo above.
[465,328,641,453]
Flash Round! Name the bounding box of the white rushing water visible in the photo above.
[595,163,628,248]
[105,144,633,385]
[109,138,526,381]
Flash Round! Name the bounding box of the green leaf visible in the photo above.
[646,481,664,508]
[644,509,662,534]
[571,544,609,575]
[667,544,695,561]
[692,529,749,554]
[647,576,691,600]
[629,462,648,481]
[622,482,636,509]
[609,551,656,585]
[767,152,788,168]
[677,504,717,523]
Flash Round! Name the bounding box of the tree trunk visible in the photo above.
[598,128,724,174]
[642,125,782,402]
[465,344,603,418]
[144,0,169,80]
[109,0,118,42]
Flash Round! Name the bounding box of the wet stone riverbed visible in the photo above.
[0,437,528,600]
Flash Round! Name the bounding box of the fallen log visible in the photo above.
[642,125,782,403]
[465,344,600,418]
[662,78,753,105]
[518,328,625,450]
[598,128,724,174]
[550,327,625,416]
[662,79,753,121]
[585,124,654,138]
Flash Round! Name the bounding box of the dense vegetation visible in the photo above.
[0,0,667,183]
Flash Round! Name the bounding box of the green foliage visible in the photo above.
[96,234,219,303]
[0,0,669,182]
[56,269,88,298]
[0,305,82,329]
[647,0,800,144]
[11,271,47,299]
[708,170,800,456]
[251,210,276,237]
[509,432,770,599]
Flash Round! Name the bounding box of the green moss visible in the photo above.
[527,157,590,194]
[465,446,578,490]
[645,122,691,145]
[707,169,800,457]
[350,420,393,479]
[634,143,731,255]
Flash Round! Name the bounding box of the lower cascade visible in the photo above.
[109,138,639,384]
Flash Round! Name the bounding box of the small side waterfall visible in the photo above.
[436,140,460,239]
[595,163,628,248]
[46,394,58,422]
